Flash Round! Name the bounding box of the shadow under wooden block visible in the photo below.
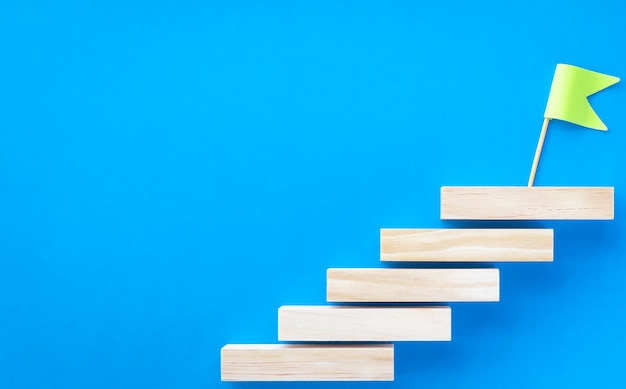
[221,344,394,382]
[380,228,553,262]
[441,186,614,220]
[327,268,499,302]
[278,306,451,341]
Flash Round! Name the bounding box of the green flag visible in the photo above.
[544,64,619,131]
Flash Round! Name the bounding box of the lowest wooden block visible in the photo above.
[327,268,499,302]
[278,305,451,341]
[221,344,394,381]
[380,228,553,262]
[441,186,614,220]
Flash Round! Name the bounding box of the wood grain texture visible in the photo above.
[278,306,451,341]
[380,228,553,262]
[327,268,499,302]
[221,344,394,381]
[441,186,614,220]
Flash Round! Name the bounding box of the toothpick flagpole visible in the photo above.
[528,117,551,187]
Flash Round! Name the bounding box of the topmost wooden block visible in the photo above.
[441,186,614,220]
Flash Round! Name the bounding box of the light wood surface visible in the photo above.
[441,186,614,220]
[221,344,394,381]
[278,305,451,341]
[380,228,553,262]
[327,268,499,302]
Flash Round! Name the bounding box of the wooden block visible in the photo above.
[441,186,614,220]
[278,305,451,341]
[327,268,499,302]
[221,344,394,381]
[380,228,553,262]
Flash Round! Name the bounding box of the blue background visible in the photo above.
[1,1,625,388]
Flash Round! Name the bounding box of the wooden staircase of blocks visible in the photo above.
[221,186,614,382]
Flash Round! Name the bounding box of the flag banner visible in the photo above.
[544,64,619,130]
